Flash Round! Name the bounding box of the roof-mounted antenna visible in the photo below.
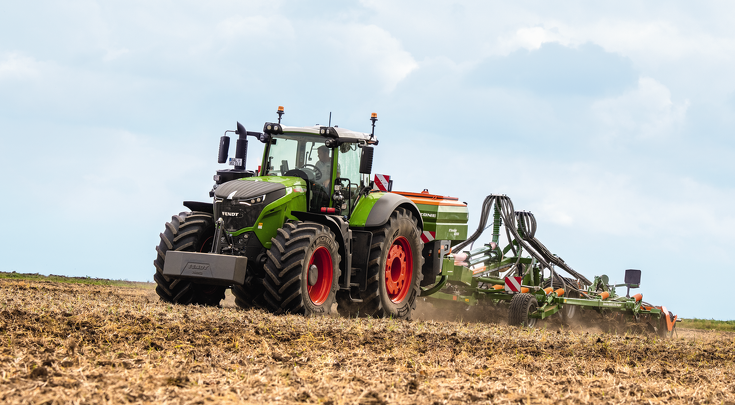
[277,106,284,124]
[328,112,332,127]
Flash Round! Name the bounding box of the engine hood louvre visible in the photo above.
[214,179,286,200]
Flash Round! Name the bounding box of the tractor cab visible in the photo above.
[258,123,377,216]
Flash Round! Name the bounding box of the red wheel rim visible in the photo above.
[307,246,333,305]
[384,236,413,303]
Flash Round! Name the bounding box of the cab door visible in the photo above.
[334,143,368,218]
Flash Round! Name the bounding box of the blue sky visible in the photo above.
[1,1,733,320]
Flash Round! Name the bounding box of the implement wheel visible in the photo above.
[153,211,226,306]
[350,207,424,320]
[543,276,577,321]
[508,293,538,327]
[262,222,341,315]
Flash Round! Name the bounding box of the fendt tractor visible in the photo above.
[154,107,679,336]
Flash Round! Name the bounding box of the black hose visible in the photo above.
[455,194,591,286]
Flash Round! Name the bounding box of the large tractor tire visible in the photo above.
[153,211,226,306]
[232,275,266,310]
[355,207,424,320]
[262,222,341,315]
[508,293,538,327]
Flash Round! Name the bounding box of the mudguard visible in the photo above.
[350,192,424,230]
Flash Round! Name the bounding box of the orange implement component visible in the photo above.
[391,191,467,207]
[521,287,530,293]
[472,266,487,275]
[633,293,643,302]
[555,288,565,297]
[493,284,504,290]
[600,291,610,300]
[661,306,677,332]
[543,287,553,295]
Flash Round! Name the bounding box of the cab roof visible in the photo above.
[279,125,376,143]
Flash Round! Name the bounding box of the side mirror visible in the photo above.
[218,136,230,164]
[359,146,374,174]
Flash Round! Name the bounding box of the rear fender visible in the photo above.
[350,192,424,230]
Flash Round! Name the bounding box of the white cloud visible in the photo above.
[320,23,418,93]
[498,25,573,53]
[381,133,733,247]
[217,15,295,40]
[494,19,735,67]
[102,48,130,62]
[0,53,41,80]
[35,130,211,220]
[591,77,689,141]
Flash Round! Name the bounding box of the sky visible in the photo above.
[1,1,733,320]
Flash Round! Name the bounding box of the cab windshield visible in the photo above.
[263,134,330,184]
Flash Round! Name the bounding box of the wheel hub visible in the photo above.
[384,236,413,303]
[307,246,333,305]
[308,264,318,286]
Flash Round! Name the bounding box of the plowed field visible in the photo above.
[1,279,733,404]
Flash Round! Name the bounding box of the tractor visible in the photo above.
[154,108,467,320]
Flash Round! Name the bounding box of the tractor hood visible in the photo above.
[213,177,306,233]
[214,179,287,233]
[214,178,287,201]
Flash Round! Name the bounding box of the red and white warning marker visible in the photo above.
[504,276,523,293]
[420,231,436,243]
[373,174,391,191]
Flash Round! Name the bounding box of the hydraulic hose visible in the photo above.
[454,194,591,286]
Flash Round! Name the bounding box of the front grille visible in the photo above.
[215,199,264,232]
[213,179,287,232]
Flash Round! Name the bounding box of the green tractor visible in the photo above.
[154,109,434,319]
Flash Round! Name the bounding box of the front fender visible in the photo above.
[350,192,424,230]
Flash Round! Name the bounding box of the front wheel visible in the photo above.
[262,222,341,315]
[233,275,266,309]
[153,211,226,306]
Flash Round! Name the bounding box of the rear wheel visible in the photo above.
[153,211,226,306]
[354,208,424,320]
[262,222,341,315]
[508,293,538,327]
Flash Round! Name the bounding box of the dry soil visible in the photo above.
[1,279,733,404]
